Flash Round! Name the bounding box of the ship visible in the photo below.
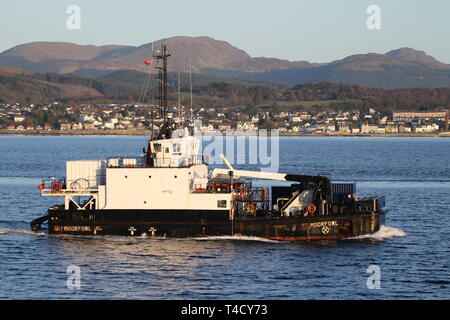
[30,45,387,240]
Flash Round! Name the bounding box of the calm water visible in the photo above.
[0,136,449,299]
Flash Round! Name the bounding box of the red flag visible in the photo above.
[144,60,153,66]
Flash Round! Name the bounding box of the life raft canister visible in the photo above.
[307,204,317,214]
[239,188,248,200]
[51,180,62,192]
[262,188,268,200]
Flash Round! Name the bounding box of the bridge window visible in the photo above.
[153,143,162,152]
[217,200,227,208]
[173,143,181,153]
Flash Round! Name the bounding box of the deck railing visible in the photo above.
[39,177,102,195]
[107,155,209,168]
[233,187,269,203]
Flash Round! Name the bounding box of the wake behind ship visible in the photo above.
[30,45,387,240]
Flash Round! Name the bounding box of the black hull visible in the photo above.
[46,207,386,241]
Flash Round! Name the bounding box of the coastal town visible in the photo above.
[0,102,448,135]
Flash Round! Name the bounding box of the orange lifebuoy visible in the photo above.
[307,204,316,214]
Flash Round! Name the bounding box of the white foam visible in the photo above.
[348,225,406,241]
[0,228,45,236]
[193,235,279,243]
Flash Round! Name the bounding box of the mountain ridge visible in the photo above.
[1,36,450,89]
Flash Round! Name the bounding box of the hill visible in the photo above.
[1,65,450,113]
[0,37,314,75]
[386,48,450,69]
[2,37,450,89]
[203,48,450,89]
[227,63,450,89]
[0,67,280,104]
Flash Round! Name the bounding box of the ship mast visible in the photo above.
[154,44,172,139]
[178,71,181,123]
[145,44,172,167]
[189,62,193,122]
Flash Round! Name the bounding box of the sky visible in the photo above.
[0,0,449,63]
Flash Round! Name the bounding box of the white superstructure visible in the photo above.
[41,135,233,212]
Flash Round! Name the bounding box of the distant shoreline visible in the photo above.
[1,129,449,138]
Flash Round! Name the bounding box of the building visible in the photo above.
[414,124,440,133]
[218,124,231,131]
[337,123,351,133]
[289,116,302,123]
[60,123,72,131]
[201,124,214,132]
[236,122,257,131]
[385,124,399,134]
[72,123,83,130]
[251,116,260,124]
[393,111,447,121]
[299,112,311,120]
[14,116,26,123]
[83,123,95,130]
[361,124,385,134]
[398,124,412,133]
[289,112,311,123]
[104,121,116,130]
[379,116,389,124]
